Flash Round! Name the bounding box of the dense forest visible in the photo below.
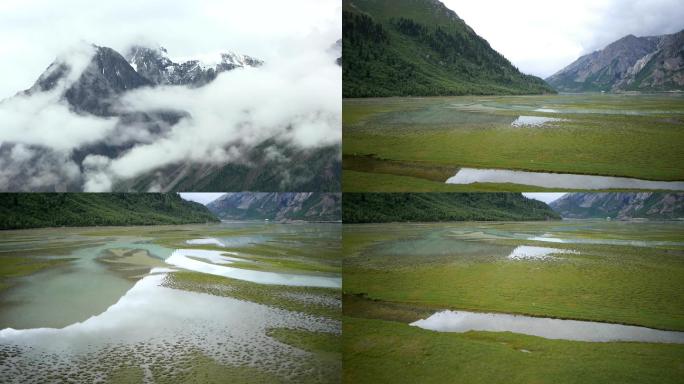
[343,193,560,223]
[0,193,219,229]
[342,0,555,97]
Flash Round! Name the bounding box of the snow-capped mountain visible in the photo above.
[20,43,262,116]
[0,42,341,193]
[125,45,263,87]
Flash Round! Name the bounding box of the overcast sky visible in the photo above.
[179,193,225,205]
[523,193,566,204]
[443,0,684,78]
[0,0,340,99]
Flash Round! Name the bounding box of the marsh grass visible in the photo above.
[343,94,684,191]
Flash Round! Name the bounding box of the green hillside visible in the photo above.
[343,193,560,223]
[0,193,219,229]
[343,0,555,97]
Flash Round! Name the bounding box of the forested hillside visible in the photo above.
[0,194,219,229]
[343,193,560,223]
[343,0,555,97]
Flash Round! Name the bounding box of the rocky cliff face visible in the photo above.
[206,193,341,222]
[547,29,684,92]
[549,193,684,219]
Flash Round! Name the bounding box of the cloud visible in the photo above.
[0,0,340,191]
[0,44,119,152]
[78,46,340,190]
[0,144,81,191]
[442,0,684,77]
[0,0,341,100]
[523,193,566,204]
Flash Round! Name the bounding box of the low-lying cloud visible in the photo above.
[0,38,341,191]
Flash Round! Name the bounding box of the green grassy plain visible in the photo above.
[344,316,684,384]
[343,94,684,191]
[343,221,684,383]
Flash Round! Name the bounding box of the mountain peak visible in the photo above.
[547,29,683,92]
[125,44,263,87]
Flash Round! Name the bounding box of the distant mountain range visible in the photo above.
[343,193,560,223]
[547,29,684,92]
[342,0,555,97]
[2,43,341,192]
[550,193,684,219]
[0,193,218,230]
[206,193,341,222]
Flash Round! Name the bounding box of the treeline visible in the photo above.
[0,193,219,230]
[342,0,555,98]
[343,193,560,223]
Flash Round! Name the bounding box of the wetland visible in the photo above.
[0,222,341,383]
[343,220,684,383]
[343,93,684,191]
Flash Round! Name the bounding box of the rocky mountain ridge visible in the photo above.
[549,193,684,219]
[207,193,341,222]
[547,29,684,92]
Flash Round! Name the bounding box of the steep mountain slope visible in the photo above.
[550,193,684,219]
[23,45,153,116]
[115,142,341,193]
[342,0,554,97]
[343,193,560,223]
[547,30,684,92]
[207,193,341,221]
[0,193,218,229]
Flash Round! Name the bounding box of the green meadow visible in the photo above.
[343,221,684,383]
[343,94,684,191]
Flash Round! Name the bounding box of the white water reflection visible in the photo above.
[534,108,559,113]
[446,168,684,190]
[411,310,684,344]
[511,115,565,127]
[0,272,338,381]
[186,238,225,247]
[507,245,577,260]
[166,249,341,289]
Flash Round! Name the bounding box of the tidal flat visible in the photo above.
[0,222,341,383]
[343,93,684,191]
[343,220,684,383]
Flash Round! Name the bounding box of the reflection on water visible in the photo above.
[0,272,338,381]
[511,115,565,127]
[167,249,341,288]
[507,245,578,260]
[0,241,171,329]
[0,223,342,382]
[411,310,684,344]
[446,168,684,190]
